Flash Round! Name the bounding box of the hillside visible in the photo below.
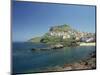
[49,24,72,32]
[28,37,41,43]
[29,24,95,46]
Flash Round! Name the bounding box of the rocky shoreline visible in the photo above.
[31,43,95,51]
[31,44,64,51]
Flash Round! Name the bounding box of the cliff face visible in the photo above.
[47,24,76,40]
[46,24,95,41]
[49,24,72,32]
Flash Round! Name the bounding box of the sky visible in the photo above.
[12,1,96,42]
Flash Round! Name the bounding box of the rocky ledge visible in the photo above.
[31,44,64,51]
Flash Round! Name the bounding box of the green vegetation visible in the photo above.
[40,36,62,44]
[28,37,41,43]
[40,34,78,47]
[49,24,72,32]
[61,38,79,47]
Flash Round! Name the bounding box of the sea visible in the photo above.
[12,42,96,74]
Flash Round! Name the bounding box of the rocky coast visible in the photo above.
[36,51,96,72]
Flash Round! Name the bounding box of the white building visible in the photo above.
[49,31,70,39]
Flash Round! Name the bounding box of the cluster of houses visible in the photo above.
[75,32,95,42]
[48,31,71,39]
[48,30,95,43]
[80,37,95,42]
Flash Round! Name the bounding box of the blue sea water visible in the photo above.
[12,42,95,74]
